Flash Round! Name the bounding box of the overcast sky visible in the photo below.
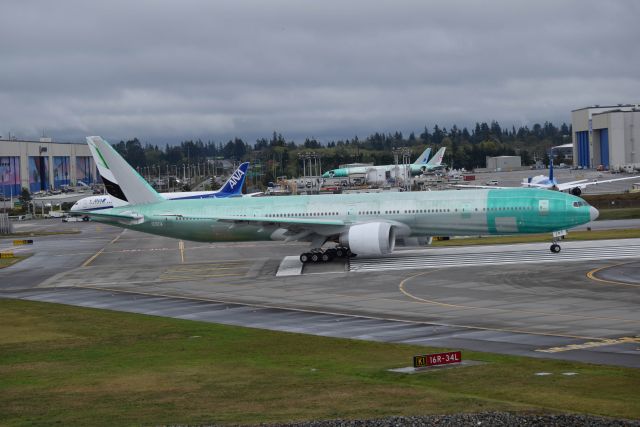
[1,0,639,145]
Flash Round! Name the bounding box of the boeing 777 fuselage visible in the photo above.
[91,187,595,250]
[81,136,597,259]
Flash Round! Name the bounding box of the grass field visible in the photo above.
[1,299,639,426]
[597,207,640,220]
[433,228,640,246]
[0,254,32,269]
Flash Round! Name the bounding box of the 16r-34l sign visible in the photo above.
[413,351,462,368]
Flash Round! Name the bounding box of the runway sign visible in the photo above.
[13,239,33,245]
[413,351,462,368]
[0,251,15,258]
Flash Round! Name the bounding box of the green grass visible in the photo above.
[0,254,32,269]
[433,228,640,247]
[597,207,640,220]
[0,300,639,426]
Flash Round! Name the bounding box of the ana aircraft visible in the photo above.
[79,136,597,261]
[322,147,446,179]
[70,162,249,213]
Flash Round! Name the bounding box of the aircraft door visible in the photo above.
[461,202,472,219]
[538,199,549,216]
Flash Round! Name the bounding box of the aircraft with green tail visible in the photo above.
[321,147,445,179]
[80,136,598,262]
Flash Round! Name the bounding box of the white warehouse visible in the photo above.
[572,104,640,171]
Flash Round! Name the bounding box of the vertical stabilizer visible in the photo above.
[216,162,249,197]
[413,147,432,164]
[426,147,446,167]
[86,136,164,205]
[549,159,555,183]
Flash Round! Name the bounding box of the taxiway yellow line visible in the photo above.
[82,232,122,267]
[536,336,640,353]
[397,269,640,331]
[586,262,640,288]
[69,283,602,342]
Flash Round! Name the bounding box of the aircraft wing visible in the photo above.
[556,175,640,191]
[215,215,345,227]
[214,215,347,242]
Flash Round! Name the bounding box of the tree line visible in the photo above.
[112,121,571,187]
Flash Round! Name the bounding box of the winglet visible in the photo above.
[86,136,164,205]
[216,162,249,197]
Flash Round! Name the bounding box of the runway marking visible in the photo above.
[536,336,640,353]
[70,284,602,342]
[351,243,640,273]
[159,261,248,281]
[82,232,123,267]
[160,273,246,281]
[586,262,640,288]
[398,269,640,327]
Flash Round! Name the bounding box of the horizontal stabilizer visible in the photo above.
[79,210,145,225]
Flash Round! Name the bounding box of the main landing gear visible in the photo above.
[549,230,567,253]
[299,246,352,264]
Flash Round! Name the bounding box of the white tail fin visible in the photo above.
[86,136,163,205]
[413,147,432,165]
[426,147,446,167]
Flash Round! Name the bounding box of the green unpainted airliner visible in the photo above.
[321,147,446,178]
[81,136,598,261]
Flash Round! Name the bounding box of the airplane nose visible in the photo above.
[590,206,599,221]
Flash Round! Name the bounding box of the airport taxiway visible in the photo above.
[1,219,639,368]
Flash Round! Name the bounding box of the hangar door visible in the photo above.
[599,129,609,168]
[576,131,590,168]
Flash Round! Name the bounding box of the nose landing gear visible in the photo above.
[549,230,567,253]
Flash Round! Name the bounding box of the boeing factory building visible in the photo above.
[572,104,640,170]
[0,137,96,198]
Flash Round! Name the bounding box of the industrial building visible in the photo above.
[485,155,521,171]
[0,138,95,197]
[572,104,640,170]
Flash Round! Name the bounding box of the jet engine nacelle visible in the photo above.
[570,187,582,196]
[339,222,396,257]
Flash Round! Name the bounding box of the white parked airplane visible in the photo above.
[457,161,640,196]
[521,162,640,196]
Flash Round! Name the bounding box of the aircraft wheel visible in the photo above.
[311,253,321,263]
[335,247,345,258]
[321,252,331,262]
[300,253,310,263]
[550,243,561,253]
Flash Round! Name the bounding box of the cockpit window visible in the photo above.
[572,201,588,207]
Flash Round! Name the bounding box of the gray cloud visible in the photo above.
[1,0,639,144]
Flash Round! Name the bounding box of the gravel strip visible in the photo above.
[233,413,640,427]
